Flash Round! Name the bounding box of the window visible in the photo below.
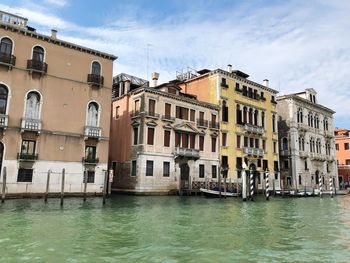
[262,140,266,151]
[115,106,120,118]
[255,138,259,149]
[131,160,137,176]
[164,130,170,147]
[25,91,41,120]
[87,102,99,127]
[133,127,138,145]
[242,85,247,96]
[32,46,44,62]
[263,160,268,171]
[176,106,189,120]
[305,160,308,170]
[190,109,195,122]
[20,140,36,157]
[236,135,241,148]
[274,161,279,171]
[235,83,240,91]
[236,157,242,169]
[273,142,277,153]
[165,103,171,118]
[248,108,253,124]
[282,138,288,150]
[163,162,170,177]
[189,134,195,149]
[17,168,33,182]
[85,146,96,162]
[0,85,8,114]
[222,101,228,122]
[86,171,95,183]
[148,99,156,116]
[182,133,189,148]
[284,160,289,169]
[345,143,349,150]
[243,107,247,123]
[146,161,153,176]
[250,138,254,148]
[199,135,204,151]
[199,111,204,121]
[272,114,276,132]
[254,110,258,125]
[91,61,101,76]
[212,165,217,178]
[222,132,227,147]
[236,105,242,124]
[199,164,205,178]
[261,112,265,128]
[175,132,181,147]
[244,136,248,147]
[346,160,350,165]
[147,128,155,145]
[299,175,302,185]
[221,78,227,87]
[336,144,339,151]
[222,156,228,169]
[211,137,216,152]
[134,100,140,113]
[0,37,13,56]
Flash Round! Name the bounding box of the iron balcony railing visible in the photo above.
[0,53,16,66]
[0,114,8,128]
[196,119,208,128]
[243,147,264,157]
[220,82,229,88]
[174,147,200,159]
[243,123,264,135]
[84,126,101,139]
[27,59,48,73]
[87,74,104,86]
[17,153,38,161]
[209,121,220,129]
[144,111,160,118]
[82,156,99,164]
[161,115,175,121]
[21,118,41,132]
[130,110,141,118]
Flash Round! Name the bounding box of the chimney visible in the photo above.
[263,79,269,87]
[51,29,57,39]
[124,80,131,93]
[151,72,159,87]
[227,64,232,73]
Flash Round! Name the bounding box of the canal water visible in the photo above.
[0,195,350,263]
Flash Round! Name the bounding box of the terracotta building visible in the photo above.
[335,128,350,188]
[0,11,116,194]
[178,66,280,192]
[109,73,220,194]
[277,89,337,191]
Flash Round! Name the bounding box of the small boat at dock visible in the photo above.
[199,187,238,197]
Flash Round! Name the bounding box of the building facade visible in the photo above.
[179,66,280,191]
[109,73,220,194]
[277,88,337,191]
[335,128,350,188]
[0,11,116,194]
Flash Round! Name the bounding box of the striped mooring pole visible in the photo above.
[250,169,254,201]
[330,177,334,198]
[319,176,323,198]
[265,170,269,201]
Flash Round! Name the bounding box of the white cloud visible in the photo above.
[45,0,68,7]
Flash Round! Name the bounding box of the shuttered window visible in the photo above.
[147,128,154,145]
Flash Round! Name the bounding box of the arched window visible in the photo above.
[91,61,101,76]
[25,91,41,119]
[243,106,247,124]
[32,46,44,62]
[254,109,258,126]
[0,85,8,114]
[324,118,329,131]
[310,114,314,127]
[261,111,265,128]
[272,114,276,132]
[248,108,253,124]
[282,137,288,150]
[0,37,13,55]
[236,104,242,124]
[222,100,228,122]
[87,102,99,127]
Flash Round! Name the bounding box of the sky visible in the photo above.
[1,0,350,128]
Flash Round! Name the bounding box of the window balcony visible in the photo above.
[243,123,264,135]
[326,155,335,162]
[297,123,308,131]
[196,119,208,128]
[82,156,99,165]
[299,151,309,158]
[84,126,101,139]
[0,53,16,68]
[17,153,38,161]
[209,121,220,130]
[324,130,334,138]
[0,114,8,129]
[220,82,229,88]
[87,74,104,87]
[161,115,175,122]
[243,147,264,157]
[130,110,141,118]
[27,59,48,74]
[280,149,289,156]
[310,153,326,161]
[174,147,200,160]
[144,111,160,119]
[21,118,41,132]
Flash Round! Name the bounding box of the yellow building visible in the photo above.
[179,65,280,190]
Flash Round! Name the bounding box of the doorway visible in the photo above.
[180,163,190,190]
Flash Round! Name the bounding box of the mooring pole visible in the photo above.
[319,176,323,198]
[250,168,254,201]
[45,169,51,203]
[83,170,88,202]
[330,177,333,198]
[108,169,113,197]
[103,170,108,205]
[60,168,65,206]
[1,167,7,203]
[242,165,247,201]
[265,170,270,201]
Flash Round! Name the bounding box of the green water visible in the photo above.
[0,195,350,263]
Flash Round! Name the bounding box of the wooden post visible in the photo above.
[60,168,65,206]
[242,170,247,201]
[83,170,88,202]
[103,170,108,205]
[223,176,227,199]
[108,169,113,197]
[218,171,222,198]
[1,167,6,203]
[44,169,51,203]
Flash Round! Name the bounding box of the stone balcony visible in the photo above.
[280,149,289,156]
[243,124,264,135]
[21,118,41,132]
[174,147,200,160]
[324,130,334,138]
[310,153,326,161]
[0,114,8,129]
[299,151,309,158]
[297,123,308,131]
[243,147,264,157]
[84,126,101,139]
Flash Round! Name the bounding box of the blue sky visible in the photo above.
[1,0,350,128]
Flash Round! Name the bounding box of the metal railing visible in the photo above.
[0,53,16,66]
[17,153,38,161]
[196,119,208,128]
[144,111,160,118]
[27,59,48,73]
[130,110,141,118]
[209,121,220,129]
[87,74,104,86]
[161,115,175,121]
[82,157,99,164]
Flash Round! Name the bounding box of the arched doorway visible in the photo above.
[180,163,190,190]
[315,170,319,186]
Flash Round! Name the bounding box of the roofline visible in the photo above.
[277,94,336,114]
[0,22,117,61]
